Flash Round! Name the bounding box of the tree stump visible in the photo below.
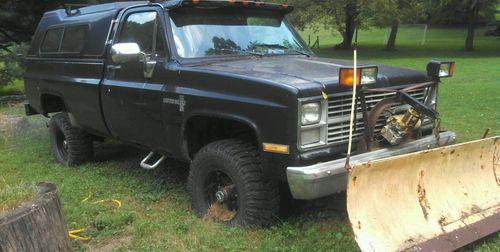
[0,182,71,252]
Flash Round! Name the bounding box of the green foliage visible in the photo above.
[283,0,362,32]
[280,0,499,49]
[366,0,428,27]
[0,79,23,97]
[426,0,499,25]
[0,0,116,48]
[0,44,26,87]
[280,0,373,49]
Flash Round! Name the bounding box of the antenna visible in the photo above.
[345,27,359,171]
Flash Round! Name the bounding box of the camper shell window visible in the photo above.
[60,25,89,53]
[40,28,64,53]
[40,25,89,55]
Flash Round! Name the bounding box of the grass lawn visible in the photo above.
[1,26,499,251]
[0,79,24,97]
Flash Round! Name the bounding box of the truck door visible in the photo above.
[101,7,168,149]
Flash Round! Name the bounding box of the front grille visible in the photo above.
[327,88,427,144]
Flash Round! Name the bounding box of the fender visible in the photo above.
[181,109,263,159]
[39,90,70,117]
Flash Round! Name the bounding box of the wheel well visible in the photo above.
[41,94,66,114]
[184,116,258,158]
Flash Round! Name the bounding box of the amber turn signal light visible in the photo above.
[263,143,290,154]
[340,68,361,87]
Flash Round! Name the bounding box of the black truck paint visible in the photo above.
[25,1,436,185]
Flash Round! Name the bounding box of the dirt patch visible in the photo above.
[204,202,236,222]
[0,103,47,140]
[88,236,132,252]
[0,114,30,138]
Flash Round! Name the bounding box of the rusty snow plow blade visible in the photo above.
[347,136,500,252]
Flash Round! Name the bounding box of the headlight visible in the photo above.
[298,99,327,149]
[361,67,377,85]
[301,102,321,125]
[301,128,321,145]
[439,63,454,77]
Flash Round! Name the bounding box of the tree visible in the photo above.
[459,0,483,51]
[0,1,57,51]
[367,0,426,50]
[284,0,368,50]
[427,0,498,51]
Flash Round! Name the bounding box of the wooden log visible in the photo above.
[0,182,71,252]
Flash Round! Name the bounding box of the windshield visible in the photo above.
[169,8,310,58]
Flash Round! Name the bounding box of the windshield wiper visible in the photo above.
[289,49,312,57]
[219,48,264,57]
[251,43,312,57]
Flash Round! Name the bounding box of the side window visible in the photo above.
[61,25,88,53]
[118,11,165,58]
[41,28,63,53]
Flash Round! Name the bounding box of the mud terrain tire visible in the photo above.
[49,113,93,167]
[188,139,279,226]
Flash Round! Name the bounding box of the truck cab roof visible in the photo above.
[46,0,293,18]
[27,0,293,58]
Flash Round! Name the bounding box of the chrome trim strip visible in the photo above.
[287,131,457,200]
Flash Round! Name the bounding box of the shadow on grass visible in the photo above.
[313,44,500,60]
[89,140,500,250]
[92,140,349,224]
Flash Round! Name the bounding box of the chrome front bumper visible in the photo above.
[287,131,457,200]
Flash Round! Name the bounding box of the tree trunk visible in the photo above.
[0,182,71,252]
[386,19,400,51]
[465,1,480,51]
[336,1,357,50]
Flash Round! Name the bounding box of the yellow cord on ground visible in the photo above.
[68,193,123,241]
[68,229,91,241]
[81,192,93,203]
[81,192,122,209]
[91,199,122,209]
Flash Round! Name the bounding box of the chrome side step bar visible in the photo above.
[140,152,165,170]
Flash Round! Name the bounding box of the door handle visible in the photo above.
[107,65,121,70]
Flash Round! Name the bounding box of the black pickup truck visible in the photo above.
[24,0,457,226]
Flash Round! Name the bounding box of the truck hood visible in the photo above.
[189,56,430,97]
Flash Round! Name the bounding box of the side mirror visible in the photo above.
[111,43,141,64]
